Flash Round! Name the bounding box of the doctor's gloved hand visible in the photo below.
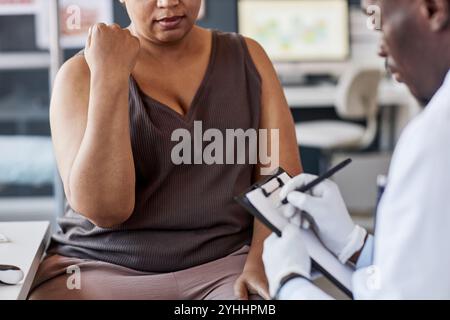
[263,224,311,299]
[280,174,367,264]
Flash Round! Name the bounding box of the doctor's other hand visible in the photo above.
[263,224,311,299]
[280,174,367,264]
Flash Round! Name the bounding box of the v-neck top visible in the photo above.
[132,30,218,123]
[50,30,262,273]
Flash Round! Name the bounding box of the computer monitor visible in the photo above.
[238,0,350,62]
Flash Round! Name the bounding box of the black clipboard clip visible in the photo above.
[246,168,288,196]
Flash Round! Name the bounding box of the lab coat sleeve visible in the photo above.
[353,77,450,299]
[278,278,334,300]
[356,235,374,270]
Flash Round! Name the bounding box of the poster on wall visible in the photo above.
[35,0,114,49]
[0,0,38,15]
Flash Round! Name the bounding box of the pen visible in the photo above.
[281,158,352,205]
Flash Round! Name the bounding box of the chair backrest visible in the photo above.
[335,67,383,121]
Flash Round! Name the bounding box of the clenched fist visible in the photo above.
[84,23,140,76]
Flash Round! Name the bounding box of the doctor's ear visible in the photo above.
[420,0,450,31]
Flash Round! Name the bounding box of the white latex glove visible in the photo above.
[263,224,311,298]
[279,174,367,264]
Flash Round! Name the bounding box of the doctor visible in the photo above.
[263,0,450,300]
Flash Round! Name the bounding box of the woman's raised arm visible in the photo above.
[50,24,140,228]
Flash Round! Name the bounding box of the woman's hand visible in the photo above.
[84,23,140,77]
[234,265,270,300]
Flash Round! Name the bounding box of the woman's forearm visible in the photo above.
[245,219,272,271]
[68,72,135,228]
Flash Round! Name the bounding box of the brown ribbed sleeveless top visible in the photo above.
[49,30,262,273]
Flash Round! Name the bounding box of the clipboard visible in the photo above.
[235,168,354,298]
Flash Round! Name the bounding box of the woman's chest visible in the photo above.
[132,58,210,117]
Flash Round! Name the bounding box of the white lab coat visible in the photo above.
[281,70,450,300]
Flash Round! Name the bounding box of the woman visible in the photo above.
[29,0,301,300]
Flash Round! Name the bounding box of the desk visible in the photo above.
[0,221,50,300]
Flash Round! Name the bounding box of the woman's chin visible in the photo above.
[150,25,192,44]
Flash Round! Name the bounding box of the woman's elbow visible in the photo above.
[69,194,135,228]
[91,205,134,228]
[90,210,133,229]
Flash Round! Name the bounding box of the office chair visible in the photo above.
[295,67,382,154]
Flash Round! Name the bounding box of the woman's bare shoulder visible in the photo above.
[50,54,91,116]
[56,54,90,89]
[242,37,273,73]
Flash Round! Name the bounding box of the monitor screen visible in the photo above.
[238,0,350,62]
